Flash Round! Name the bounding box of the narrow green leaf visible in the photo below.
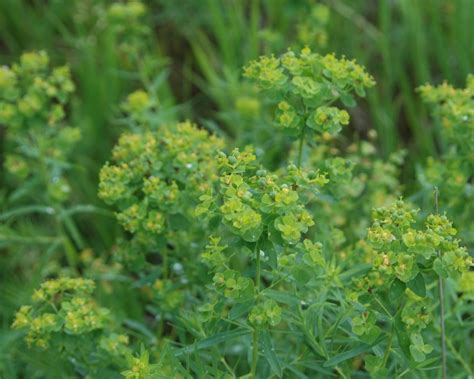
[124,319,157,344]
[175,327,251,356]
[229,300,254,320]
[262,289,300,306]
[323,338,383,368]
[61,204,113,217]
[0,205,55,221]
[262,329,283,377]
[339,264,371,281]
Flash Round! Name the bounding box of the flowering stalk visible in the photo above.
[243,47,375,169]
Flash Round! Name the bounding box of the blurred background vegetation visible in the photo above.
[0,0,473,376]
[2,0,473,159]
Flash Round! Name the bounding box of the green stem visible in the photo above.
[61,209,85,250]
[434,187,447,379]
[61,230,79,274]
[251,243,261,377]
[255,245,261,292]
[382,329,393,368]
[438,275,447,379]
[158,244,170,338]
[251,328,259,378]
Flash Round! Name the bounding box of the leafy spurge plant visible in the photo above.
[0,51,77,202]
[351,199,472,372]
[195,147,333,375]
[12,278,109,348]
[244,47,375,165]
[418,75,474,247]
[11,277,180,377]
[99,120,224,266]
[107,1,149,67]
[418,75,474,157]
[5,29,473,378]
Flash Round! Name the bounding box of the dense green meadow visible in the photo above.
[0,1,473,378]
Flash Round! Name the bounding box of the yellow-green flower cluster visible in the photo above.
[107,1,149,61]
[212,269,255,301]
[198,147,326,244]
[0,51,75,131]
[244,47,375,138]
[31,277,95,301]
[121,349,161,379]
[418,75,474,249]
[307,106,350,134]
[99,121,225,258]
[244,55,287,90]
[63,296,109,334]
[418,75,473,150]
[249,299,282,326]
[425,215,472,277]
[320,53,375,95]
[0,50,78,201]
[296,4,330,49]
[12,278,109,348]
[197,147,329,313]
[119,89,168,131]
[123,89,152,115]
[351,199,472,362]
[99,333,130,357]
[108,1,146,21]
[367,200,471,281]
[274,211,314,245]
[275,101,301,130]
